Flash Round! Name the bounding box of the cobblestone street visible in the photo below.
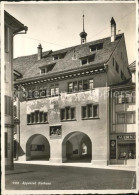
[5,163,136,190]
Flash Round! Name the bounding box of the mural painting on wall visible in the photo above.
[50,125,62,138]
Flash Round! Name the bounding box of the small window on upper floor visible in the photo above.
[53,52,66,60]
[81,58,88,65]
[53,55,59,60]
[40,63,55,74]
[40,68,46,74]
[81,54,95,65]
[90,43,103,52]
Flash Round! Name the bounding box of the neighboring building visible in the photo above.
[13,17,132,166]
[4,11,28,169]
[109,79,136,165]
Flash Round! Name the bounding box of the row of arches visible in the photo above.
[25,132,92,163]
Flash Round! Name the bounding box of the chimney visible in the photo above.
[111,17,116,42]
[37,43,42,60]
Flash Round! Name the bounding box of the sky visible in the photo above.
[4,2,136,64]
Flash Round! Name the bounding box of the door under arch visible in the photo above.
[26,134,50,161]
[62,132,92,163]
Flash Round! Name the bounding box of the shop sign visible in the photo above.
[117,135,135,141]
[50,125,62,139]
[110,140,116,159]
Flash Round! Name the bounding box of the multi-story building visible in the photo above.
[4,11,28,169]
[109,65,136,165]
[13,17,133,166]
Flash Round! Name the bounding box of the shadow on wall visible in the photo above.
[18,144,25,156]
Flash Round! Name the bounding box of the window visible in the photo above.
[44,112,47,123]
[82,104,99,119]
[90,43,103,52]
[68,79,91,93]
[93,105,98,117]
[27,111,48,124]
[89,79,94,90]
[81,59,88,65]
[78,80,83,91]
[39,88,47,97]
[81,55,95,65]
[50,84,59,96]
[87,104,92,117]
[40,64,55,74]
[116,62,119,73]
[117,91,135,104]
[35,111,39,123]
[61,109,65,121]
[40,112,43,123]
[117,112,135,124]
[60,107,76,121]
[71,107,75,119]
[53,55,59,60]
[68,82,73,92]
[73,81,78,92]
[53,53,66,60]
[82,106,87,118]
[118,143,136,159]
[27,114,31,124]
[41,68,46,74]
[83,80,89,90]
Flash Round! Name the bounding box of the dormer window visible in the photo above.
[53,52,66,60]
[41,68,46,74]
[53,55,59,60]
[90,43,103,52]
[40,63,55,74]
[81,54,95,65]
[82,59,88,65]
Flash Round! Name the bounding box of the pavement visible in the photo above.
[5,162,136,190]
[12,160,136,171]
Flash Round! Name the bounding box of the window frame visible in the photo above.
[27,111,48,125]
[117,112,135,124]
[117,91,135,104]
[60,107,76,121]
[68,79,92,93]
[82,104,99,119]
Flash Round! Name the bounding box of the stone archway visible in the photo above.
[62,131,92,163]
[26,134,50,161]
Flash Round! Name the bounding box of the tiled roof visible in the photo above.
[13,34,123,80]
[110,78,135,91]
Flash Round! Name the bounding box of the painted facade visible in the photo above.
[13,17,135,166]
